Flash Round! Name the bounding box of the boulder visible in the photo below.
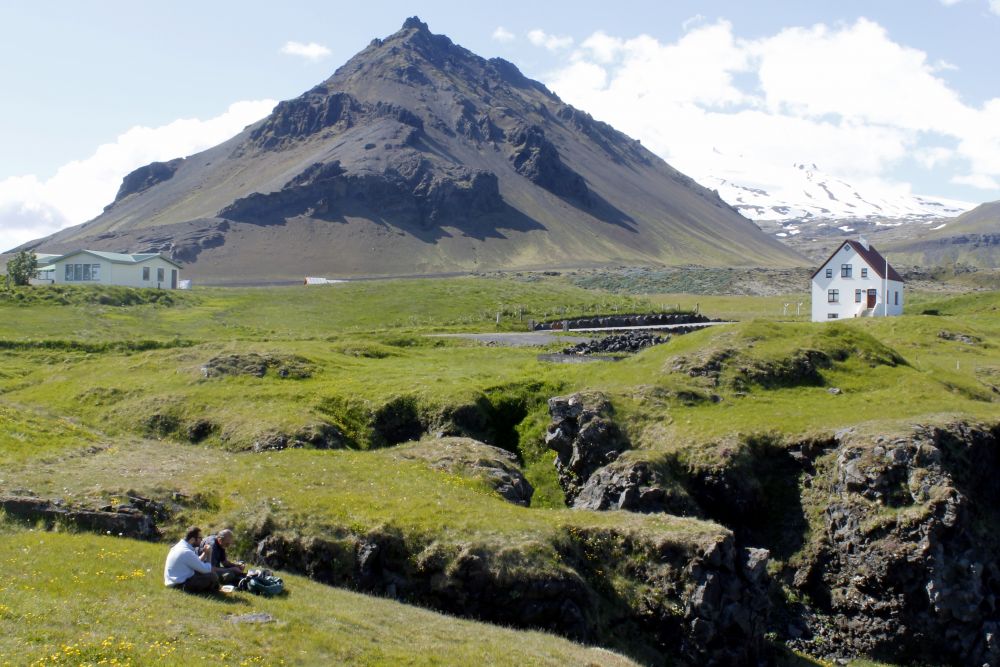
[572,456,698,515]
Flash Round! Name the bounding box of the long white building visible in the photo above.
[811,239,904,322]
[32,250,183,289]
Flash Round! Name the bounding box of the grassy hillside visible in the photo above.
[2,275,997,665]
[0,529,638,667]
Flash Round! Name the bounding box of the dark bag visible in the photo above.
[237,568,284,596]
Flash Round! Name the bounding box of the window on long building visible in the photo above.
[828,289,839,303]
[855,289,862,303]
[841,264,852,278]
[861,268,868,278]
[63,262,102,281]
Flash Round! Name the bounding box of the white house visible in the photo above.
[31,250,183,289]
[811,239,903,322]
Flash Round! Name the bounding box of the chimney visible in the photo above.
[858,236,870,250]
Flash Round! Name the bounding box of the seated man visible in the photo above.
[202,528,246,585]
[163,526,219,593]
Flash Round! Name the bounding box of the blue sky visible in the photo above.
[2,0,998,248]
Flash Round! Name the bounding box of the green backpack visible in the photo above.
[238,569,284,596]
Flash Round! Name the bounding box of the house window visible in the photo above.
[828,289,839,303]
[63,262,102,281]
[895,291,899,306]
[142,267,150,281]
[828,313,839,319]
[841,264,852,278]
[861,268,868,278]
[157,268,165,282]
[855,289,862,303]
[825,268,833,278]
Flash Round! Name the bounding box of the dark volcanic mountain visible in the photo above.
[23,17,804,281]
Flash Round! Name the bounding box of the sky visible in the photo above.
[1,0,999,250]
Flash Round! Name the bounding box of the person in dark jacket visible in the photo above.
[202,529,246,585]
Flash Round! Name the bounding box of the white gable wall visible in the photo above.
[811,244,904,322]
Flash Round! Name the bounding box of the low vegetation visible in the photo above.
[2,274,997,665]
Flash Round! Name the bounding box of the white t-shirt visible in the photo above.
[163,539,213,586]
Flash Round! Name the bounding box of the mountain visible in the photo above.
[705,163,973,225]
[699,162,976,263]
[18,18,803,282]
[886,199,1000,268]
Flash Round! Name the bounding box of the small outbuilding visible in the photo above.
[811,239,903,322]
[31,250,183,289]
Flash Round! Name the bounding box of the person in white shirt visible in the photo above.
[163,526,219,592]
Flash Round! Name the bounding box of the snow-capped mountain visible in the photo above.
[703,163,974,224]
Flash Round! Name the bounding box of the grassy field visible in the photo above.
[1,275,996,666]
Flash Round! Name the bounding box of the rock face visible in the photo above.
[0,495,161,540]
[573,456,698,514]
[545,393,631,504]
[18,18,804,279]
[113,158,184,202]
[249,519,769,666]
[790,422,1000,666]
[546,392,698,514]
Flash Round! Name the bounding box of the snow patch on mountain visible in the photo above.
[702,163,974,223]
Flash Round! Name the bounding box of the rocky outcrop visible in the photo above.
[243,91,423,152]
[790,422,1000,666]
[0,495,160,540]
[681,537,771,666]
[112,158,184,203]
[218,154,504,229]
[573,456,698,514]
[507,123,590,203]
[545,393,630,503]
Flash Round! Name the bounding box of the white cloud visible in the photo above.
[540,19,1000,198]
[280,41,332,61]
[0,100,276,251]
[527,29,573,52]
[681,14,706,31]
[990,0,1000,15]
[940,0,963,5]
[953,173,999,189]
[492,26,515,43]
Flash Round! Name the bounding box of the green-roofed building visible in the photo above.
[32,250,183,289]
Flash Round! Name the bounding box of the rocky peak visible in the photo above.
[401,16,429,32]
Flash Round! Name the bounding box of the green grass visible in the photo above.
[0,530,639,667]
[2,275,997,666]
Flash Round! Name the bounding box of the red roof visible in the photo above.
[810,240,904,282]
